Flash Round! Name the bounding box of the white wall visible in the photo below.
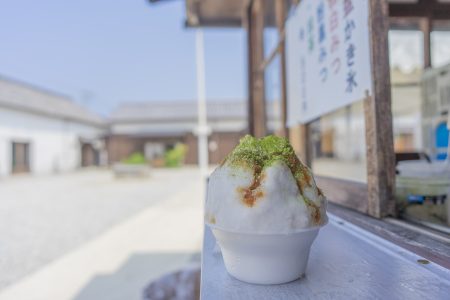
[0,107,105,176]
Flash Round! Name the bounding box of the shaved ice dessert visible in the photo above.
[205,135,328,284]
[206,135,327,233]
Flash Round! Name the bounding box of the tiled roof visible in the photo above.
[109,100,278,123]
[0,76,105,127]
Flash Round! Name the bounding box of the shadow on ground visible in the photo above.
[73,252,200,300]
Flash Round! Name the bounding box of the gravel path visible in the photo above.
[0,167,201,290]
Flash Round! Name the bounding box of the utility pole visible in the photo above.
[195,29,209,178]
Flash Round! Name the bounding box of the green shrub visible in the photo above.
[122,152,147,165]
[165,143,187,167]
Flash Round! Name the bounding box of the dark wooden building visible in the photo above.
[107,100,280,165]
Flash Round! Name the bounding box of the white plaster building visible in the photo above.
[0,77,107,176]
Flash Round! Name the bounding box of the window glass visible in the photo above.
[389,30,424,72]
[390,28,450,230]
[389,30,425,154]
[431,30,450,68]
[310,101,367,183]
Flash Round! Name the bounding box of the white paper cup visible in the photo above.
[210,225,323,284]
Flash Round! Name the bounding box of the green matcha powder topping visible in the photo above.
[222,135,323,224]
[224,135,310,184]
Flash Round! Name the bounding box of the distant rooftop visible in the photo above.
[0,76,105,127]
[109,100,279,123]
[110,101,247,122]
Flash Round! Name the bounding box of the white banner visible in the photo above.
[286,0,372,125]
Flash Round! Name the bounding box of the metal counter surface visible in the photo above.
[201,214,450,300]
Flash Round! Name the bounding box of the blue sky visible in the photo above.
[0,0,247,115]
[2,0,449,116]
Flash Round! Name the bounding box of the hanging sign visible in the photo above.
[286,0,372,125]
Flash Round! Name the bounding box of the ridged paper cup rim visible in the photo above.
[206,218,328,236]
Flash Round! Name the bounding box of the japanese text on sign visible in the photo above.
[286,0,372,125]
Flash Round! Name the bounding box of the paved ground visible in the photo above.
[0,167,204,299]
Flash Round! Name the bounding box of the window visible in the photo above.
[310,101,367,183]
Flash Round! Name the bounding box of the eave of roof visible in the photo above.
[0,75,106,128]
[108,100,279,124]
[148,0,278,28]
[149,0,450,30]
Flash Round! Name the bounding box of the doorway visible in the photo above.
[12,142,30,174]
[81,143,99,167]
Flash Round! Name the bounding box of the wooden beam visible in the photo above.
[299,124,311,166]
[433,19,450,31]
[389,17,422,30]
[289,123,311,167]
[250,0,267,137]
[275,0,288,138]
[289,125,300,157]
[419,17,432,68]
[185,18,243,28]
[388,0,450,20]
[365,0,396,218]
[289,124,312,167]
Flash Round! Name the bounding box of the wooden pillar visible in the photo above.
[248,0,267,138]
[365,0,396,218]
[299,124,311,167]
[420,17,432,68]
[289,123,311,167]
[275,0,288,138]
[245,2,254,135]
